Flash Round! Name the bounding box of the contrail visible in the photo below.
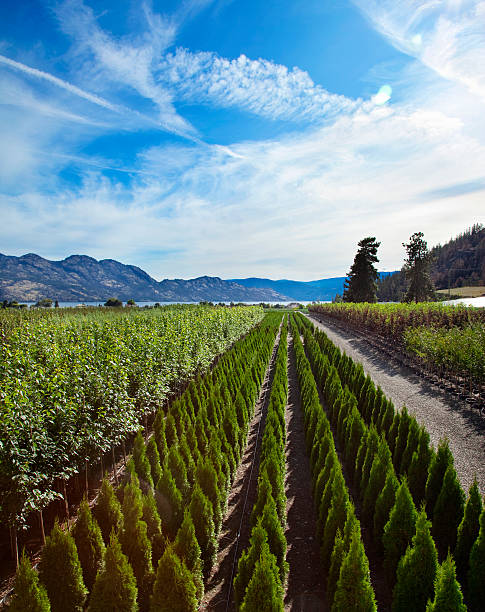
[0,54,121,112]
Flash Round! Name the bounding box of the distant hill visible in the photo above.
[229,273,396,301]
[377,224,485,301]
[0,254,290,302]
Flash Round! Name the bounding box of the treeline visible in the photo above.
[7,311,283,611]
[292,312,483,610]
[377,224,485,301]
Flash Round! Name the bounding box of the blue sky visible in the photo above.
[1,0,484,281]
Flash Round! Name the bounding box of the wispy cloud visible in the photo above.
[0,54,120,112]
[158,48,359,122]
[352,0,485,101]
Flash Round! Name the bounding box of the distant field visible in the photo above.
[436,285,485,297]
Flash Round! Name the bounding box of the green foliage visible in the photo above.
[120,479,152,599]
[88,533,138,612]
[407,428,432,506]
[454,479,482,586]
[167,446,190,502]
[146,437,162,487]
[393,407,411,474]
[239,548,283,612]
[150,546,197,612]
[432,464,465,558]
[132,431,154,489]
[363,437,393,523]
[155,468,183,538]
[467,503,485,612]
[400,417,420,475]
[9,552,51,612]
[188,484,217,577]
[71,497,106,591]
[261,497,288,581]
[392,508,438,612]
[38,521,87,612]
[327,529,346,608]
[342,236,380,303]
[321,482,350,571]
[233,522,269,606]
[426,555,466,612]
[174,511,204,602]
[142,490,165,566]
[425,439,453,518]
[382,478,418,583]
[331,528,377,611]
[94,477,123,544]
[402,232,435,303]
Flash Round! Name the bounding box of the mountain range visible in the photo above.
[0,254,290,303]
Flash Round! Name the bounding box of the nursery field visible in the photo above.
[3,307,484,611]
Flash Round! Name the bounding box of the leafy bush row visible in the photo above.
[290,314,377,610]
[234,317,289,611]
[0,305,264,530]
[295,312,484,611]
[8,312,283,612]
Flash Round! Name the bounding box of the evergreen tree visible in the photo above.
[343,236,380,302]
[400,417,420,475]
[363,437,393,523]
[153,410,168,466]
[155,467,183,538]
[425,439,453,518]
[327,529,346,608]
[71,497,106,591]
[374,468,399,543]
[239,549,283,612]
[174,511,204,602]
[403,232,435,303]
[261,496,288,580]
[408,428,432,506]
[94,477,123,544]
[196,457,223,535]
[38,520,87,612]
[119,479,153,604]
[142,490,165,566]
[88,533,138,612]
[188,485,217,578]
[150,546,197,612]
[132,431,154,490]
[426,555,467,612]
[167,445,190,502]
[467,502,485,612]
[432,464,465,558]
[9,551,51,612]
[332,529,377,611]
[454,479,482,586]
[382,479,418,583]
[146,437,162,487]
[393,406,411,474]
[392,508,438,612]
[233,522,268,606]
[321,483,349,571]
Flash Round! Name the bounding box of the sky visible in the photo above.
[0,0,484,281]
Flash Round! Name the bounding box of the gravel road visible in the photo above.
[306,314,485,496]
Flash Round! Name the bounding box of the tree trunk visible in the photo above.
[63,478,70,521]
[112,446,118,486]
[85,459,89,497]
[39,510,46,545]
[10,526,18,568]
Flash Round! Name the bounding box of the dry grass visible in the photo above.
[436,285,485,298]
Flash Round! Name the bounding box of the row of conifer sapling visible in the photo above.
[6,312,283,611]
[290,314,377,609]
[294,312,484,611]
[233,317,289,610]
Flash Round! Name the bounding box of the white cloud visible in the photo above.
[158,48,359,122]
[352,0,485,101]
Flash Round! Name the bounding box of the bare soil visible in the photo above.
[201,330,281,611]
[306,314,485,496]
[284,334,327,611]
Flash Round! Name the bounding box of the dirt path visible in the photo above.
[306,314,485,496]
[201,329,281,611]
[284,333,327,611]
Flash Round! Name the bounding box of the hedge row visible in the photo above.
[290,314,377,610]
[8,312,283,612]
[234,317,289,611]
[295,312,483,611]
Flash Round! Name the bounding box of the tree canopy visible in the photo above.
[403,232,435,302]
[343,237,380,303]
